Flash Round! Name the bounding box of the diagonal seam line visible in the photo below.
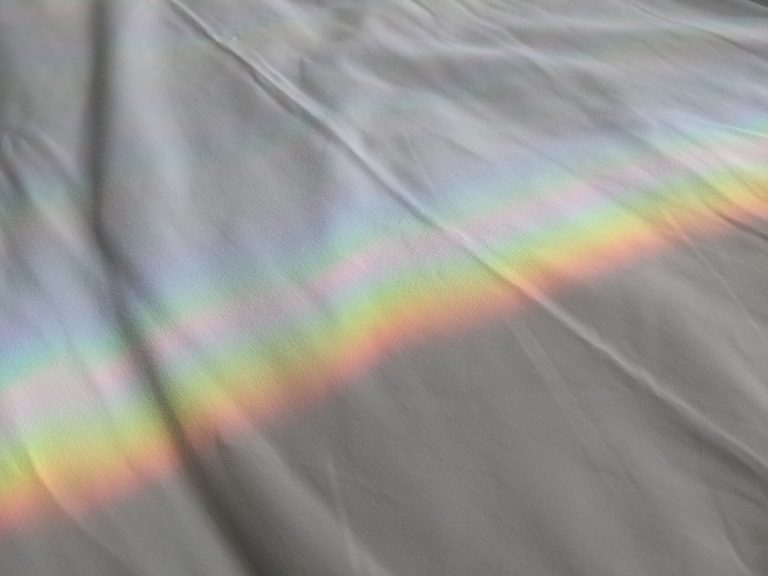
[165,0,548,307]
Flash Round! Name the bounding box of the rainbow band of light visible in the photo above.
[1,110,767,535]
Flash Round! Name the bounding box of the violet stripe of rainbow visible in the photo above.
[1,5,764,249]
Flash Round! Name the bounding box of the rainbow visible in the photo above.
[1,108,767,536]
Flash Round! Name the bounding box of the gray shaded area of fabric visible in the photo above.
[1,0,767,574]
